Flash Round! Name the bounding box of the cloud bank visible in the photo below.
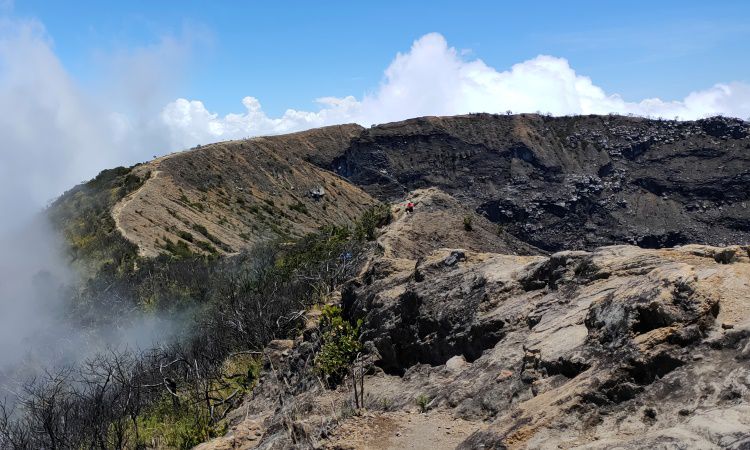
[160,32,750,149]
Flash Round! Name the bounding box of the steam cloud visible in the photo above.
[0,17,188,376]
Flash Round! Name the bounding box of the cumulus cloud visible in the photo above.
[160,32,750,149]
[1,27,749,217]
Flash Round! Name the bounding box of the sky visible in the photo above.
[1,0,749,228]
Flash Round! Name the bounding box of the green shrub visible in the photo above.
[355,204,392,241]
[178,231,194,242]
[162,238,195,259]
[195,240,218,254]
[463,216,473,231]
[288,201,309,215]
[276,225,352,275]
[416,394,430,413]
[192,224,209,236]
[315,305,362,384]
[137,394,224,450]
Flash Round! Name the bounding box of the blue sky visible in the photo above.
[1,0,749,225]
[11,0,750,116]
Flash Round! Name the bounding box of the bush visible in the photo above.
[355,204,392,241]
[195,240,218,254]
[314,305,362,384]
[288,201,309,215]
[463,216,473,231]
[416,394,430,413]
[178,231,194,242]
[163,238,195,259]
[137,394,221,450]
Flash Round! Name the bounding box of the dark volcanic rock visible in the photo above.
[331,114,750,251]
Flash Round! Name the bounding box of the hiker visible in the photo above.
[406,202,414,213]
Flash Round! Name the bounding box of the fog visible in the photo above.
[0,18,195,383]
[0,217,189,384]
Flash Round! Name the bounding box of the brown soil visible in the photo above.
[325,410,479,450]
[112,125,377,257]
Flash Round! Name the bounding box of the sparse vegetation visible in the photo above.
[463,215,473,231]
[178,230,194,242]
[162,237,195,259]
[289,200,309,215]
[355,204,392,241]
[0,203,389,448]
[192,223,209,236]
[195,240,218,254]
[47,166,145,277]
[416,394,430,413]
[314,305,362,384]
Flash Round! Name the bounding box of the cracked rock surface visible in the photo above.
[202,189,750,449]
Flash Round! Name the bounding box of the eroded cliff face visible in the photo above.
[347,243,750,449]
[198,190,750,450]
[333,114,750,252]
[95,114,750,259]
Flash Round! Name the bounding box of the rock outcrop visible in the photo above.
[346,219,750,448]
[333,114,750,251]
[200,191,750,449]
[377,187,541,260]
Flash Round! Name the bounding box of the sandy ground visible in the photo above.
[324,410,480,450]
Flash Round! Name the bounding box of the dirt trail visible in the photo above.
[325,410,479,450]
[110,163,164,257]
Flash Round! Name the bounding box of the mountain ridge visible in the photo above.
[52,113,750,262]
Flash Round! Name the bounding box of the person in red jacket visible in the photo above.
[406,202,414,213]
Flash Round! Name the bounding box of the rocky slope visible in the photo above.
[43,114,750,448]
[377,187,540,260]
[333,114,750,251]
[111,124,377,257]
[196,189,750,450]
[56,113,750,260]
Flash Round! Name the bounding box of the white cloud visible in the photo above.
[158,95,362,150]
[1,26,748,223]
[159,32,750,149]
[0,18,197,231]
[0,17,196,370]
[0,18,117,228]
